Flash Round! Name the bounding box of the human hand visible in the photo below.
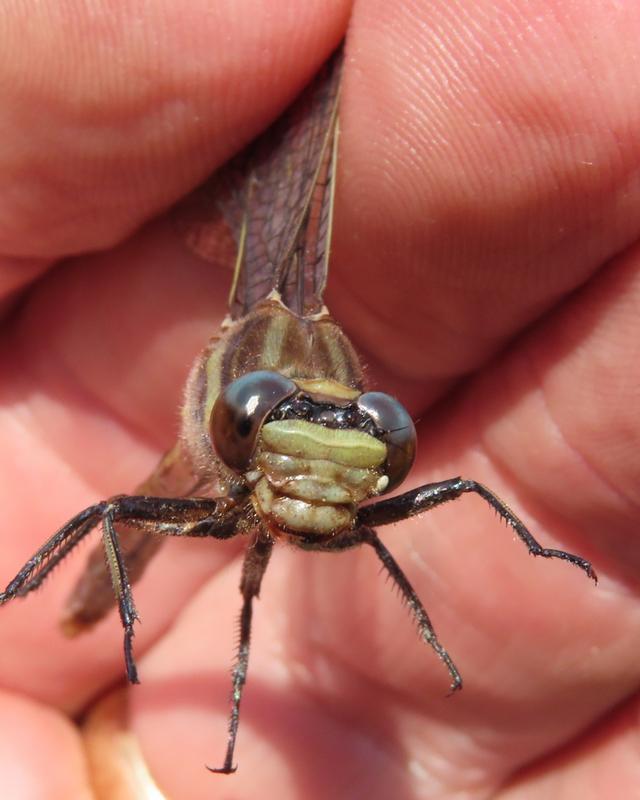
[1,2,639,798]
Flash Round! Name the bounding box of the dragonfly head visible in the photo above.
[210,371,416,537]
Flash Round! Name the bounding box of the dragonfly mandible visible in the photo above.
[0,43,596,774]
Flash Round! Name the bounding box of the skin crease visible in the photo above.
[0,0,640,796]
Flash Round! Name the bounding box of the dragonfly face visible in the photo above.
[183,294,417,542]
[0,43,596,776]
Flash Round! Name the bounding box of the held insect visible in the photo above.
[0,46,596,774]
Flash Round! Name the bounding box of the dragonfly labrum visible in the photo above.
[0,44,596,774]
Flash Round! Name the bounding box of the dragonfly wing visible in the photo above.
[174,44,344,318]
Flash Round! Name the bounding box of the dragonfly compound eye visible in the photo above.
[356,391,417,492]
[211,371,297,473]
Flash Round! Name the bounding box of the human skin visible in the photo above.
[1,1,640,798]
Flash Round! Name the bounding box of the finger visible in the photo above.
[82,691,168,800]
[0,0,351,265]
[331,0,640,395]
[0,690,92,799]
[0,256,50,302]
[497,695,640,799]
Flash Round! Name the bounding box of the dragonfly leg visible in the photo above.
[0,504,107,603]
[1,495,245,682]
[101,509,140,683]
[306,526,462,693]
[358,477,596,582]
[94,495,245,683]
[62,494,246,636]
[208,533,273,775]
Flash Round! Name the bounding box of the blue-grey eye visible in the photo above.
[357,391,416,492]
[210,371,297,473]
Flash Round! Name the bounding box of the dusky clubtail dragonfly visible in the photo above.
[0,44,596,774]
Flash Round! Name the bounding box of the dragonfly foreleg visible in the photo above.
[208,532,273,775]
[104,495,243,538]
[62,494,247,636]
[358,477,596,582]
[1,495,246,683]
[96,495,246,683]
[101,508,140,683]
[0,504,105,602]
[304,526,463,693]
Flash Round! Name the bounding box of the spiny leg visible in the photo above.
[106,495,242,536]
[98,496,246,683]
[0,495,244,683]
[1,497,241,604]
[0,500,142,683]
[0,504,106,603]
[101,510,140,684]
[208,533,273,775]
[62,529,163,637]
[358,477,596,581]
[64,494,247,635]
[102,496,246,684]
[17,517,99,596]
[307,526,462,693]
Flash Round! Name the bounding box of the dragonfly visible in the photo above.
[0,44,596,774]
